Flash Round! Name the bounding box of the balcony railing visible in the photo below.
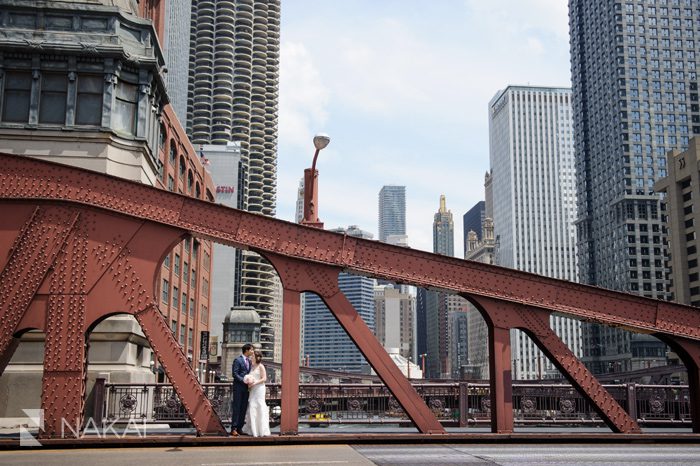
[98,381,691,427]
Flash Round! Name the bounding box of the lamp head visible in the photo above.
[313,133,331,151]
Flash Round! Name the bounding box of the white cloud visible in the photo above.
[277,0,572,256]
[278,42,330,154]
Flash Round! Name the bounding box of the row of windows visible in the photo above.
[624,14,694,27]
[623,24,695,38]
[624,2,693,14]
[1,71,104,126]
[170,320,194,348]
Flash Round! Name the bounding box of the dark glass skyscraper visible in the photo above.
[462,201,485,258]
[569,0,698,373]
[302,226,376,373]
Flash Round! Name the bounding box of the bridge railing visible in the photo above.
[98,380,691,427]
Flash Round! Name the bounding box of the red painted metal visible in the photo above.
[266,253,444,434]
[279,286,301,435]
[471,296,640,433]
[1,153,694,341]
[301,168,323,229]
[659,336,700,433]
[2,153,700,436]
[0,201,225,436]
[488,325,513,433]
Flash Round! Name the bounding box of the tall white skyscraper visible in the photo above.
[378,185,406,242]
[489,85,582,379]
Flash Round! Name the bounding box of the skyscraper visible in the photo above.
[374,285,416,361]
[200,143,241,347]
[163,0,193,124]
[465,218,497,379]
[425,195,456,378]
[569,1,690,373]
[463,201,485,258]
[489,85,582,379]
[378,185,406,242]
[187,0,281,358]
[655,138,700,307]
[433,195,454,257]
[302,226,376,372]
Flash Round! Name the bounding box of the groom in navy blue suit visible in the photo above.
[231,343,254,436]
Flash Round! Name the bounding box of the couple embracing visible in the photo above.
[231,343,270,437]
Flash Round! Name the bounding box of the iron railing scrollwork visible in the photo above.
[100,382,691,427]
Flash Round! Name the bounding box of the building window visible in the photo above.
[202,278,209,295]
[164,253,170,268]
[114,81,138,134]
[173,286,179,308]
[168,175,175,191]
[189,298,195,318]
[174,253,180,275]
[201,305,208,324]
[2,71,31,122]
[184,237,191,254]
[188,328,193,348]
[162,279,169,303]
[39,73,68,124]
[193,241,199,259]
[183,262,189,282]
[171,320,177,334]
[75,74,103,125]
[182,292,187,314]
[203,251,210,271]
[180,324,185,345]
[191,268,196,287]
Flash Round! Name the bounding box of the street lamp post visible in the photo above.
[301,133,330,229]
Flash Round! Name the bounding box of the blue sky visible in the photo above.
[276,0,571,254]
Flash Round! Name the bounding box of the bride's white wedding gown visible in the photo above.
[242,364,271,437]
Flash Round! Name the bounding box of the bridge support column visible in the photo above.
[280,288,301,435]
[661,336,700,433]
[264,253,445,434]
[470,295,641,434]
[41,295,87,438]
[0,206,79,377]
[488,325,513,433]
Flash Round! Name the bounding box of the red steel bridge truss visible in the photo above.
[0,153,699,438]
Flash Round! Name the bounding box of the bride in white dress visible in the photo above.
[242,350,271,437]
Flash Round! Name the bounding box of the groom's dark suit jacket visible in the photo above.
[233,354,250,388]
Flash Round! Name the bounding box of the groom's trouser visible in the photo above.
[232,383,249,432]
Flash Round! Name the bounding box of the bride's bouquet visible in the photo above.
[243,374,254,385]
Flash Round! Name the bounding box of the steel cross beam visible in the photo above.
[2,153,700,435]
[0,203,226,437]
[0,154,694,342]
[266,253,444,434]
[470,296,641,433]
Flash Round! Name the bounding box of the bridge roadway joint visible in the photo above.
[1,432,700,450]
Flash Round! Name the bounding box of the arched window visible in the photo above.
[169,140,177,164]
